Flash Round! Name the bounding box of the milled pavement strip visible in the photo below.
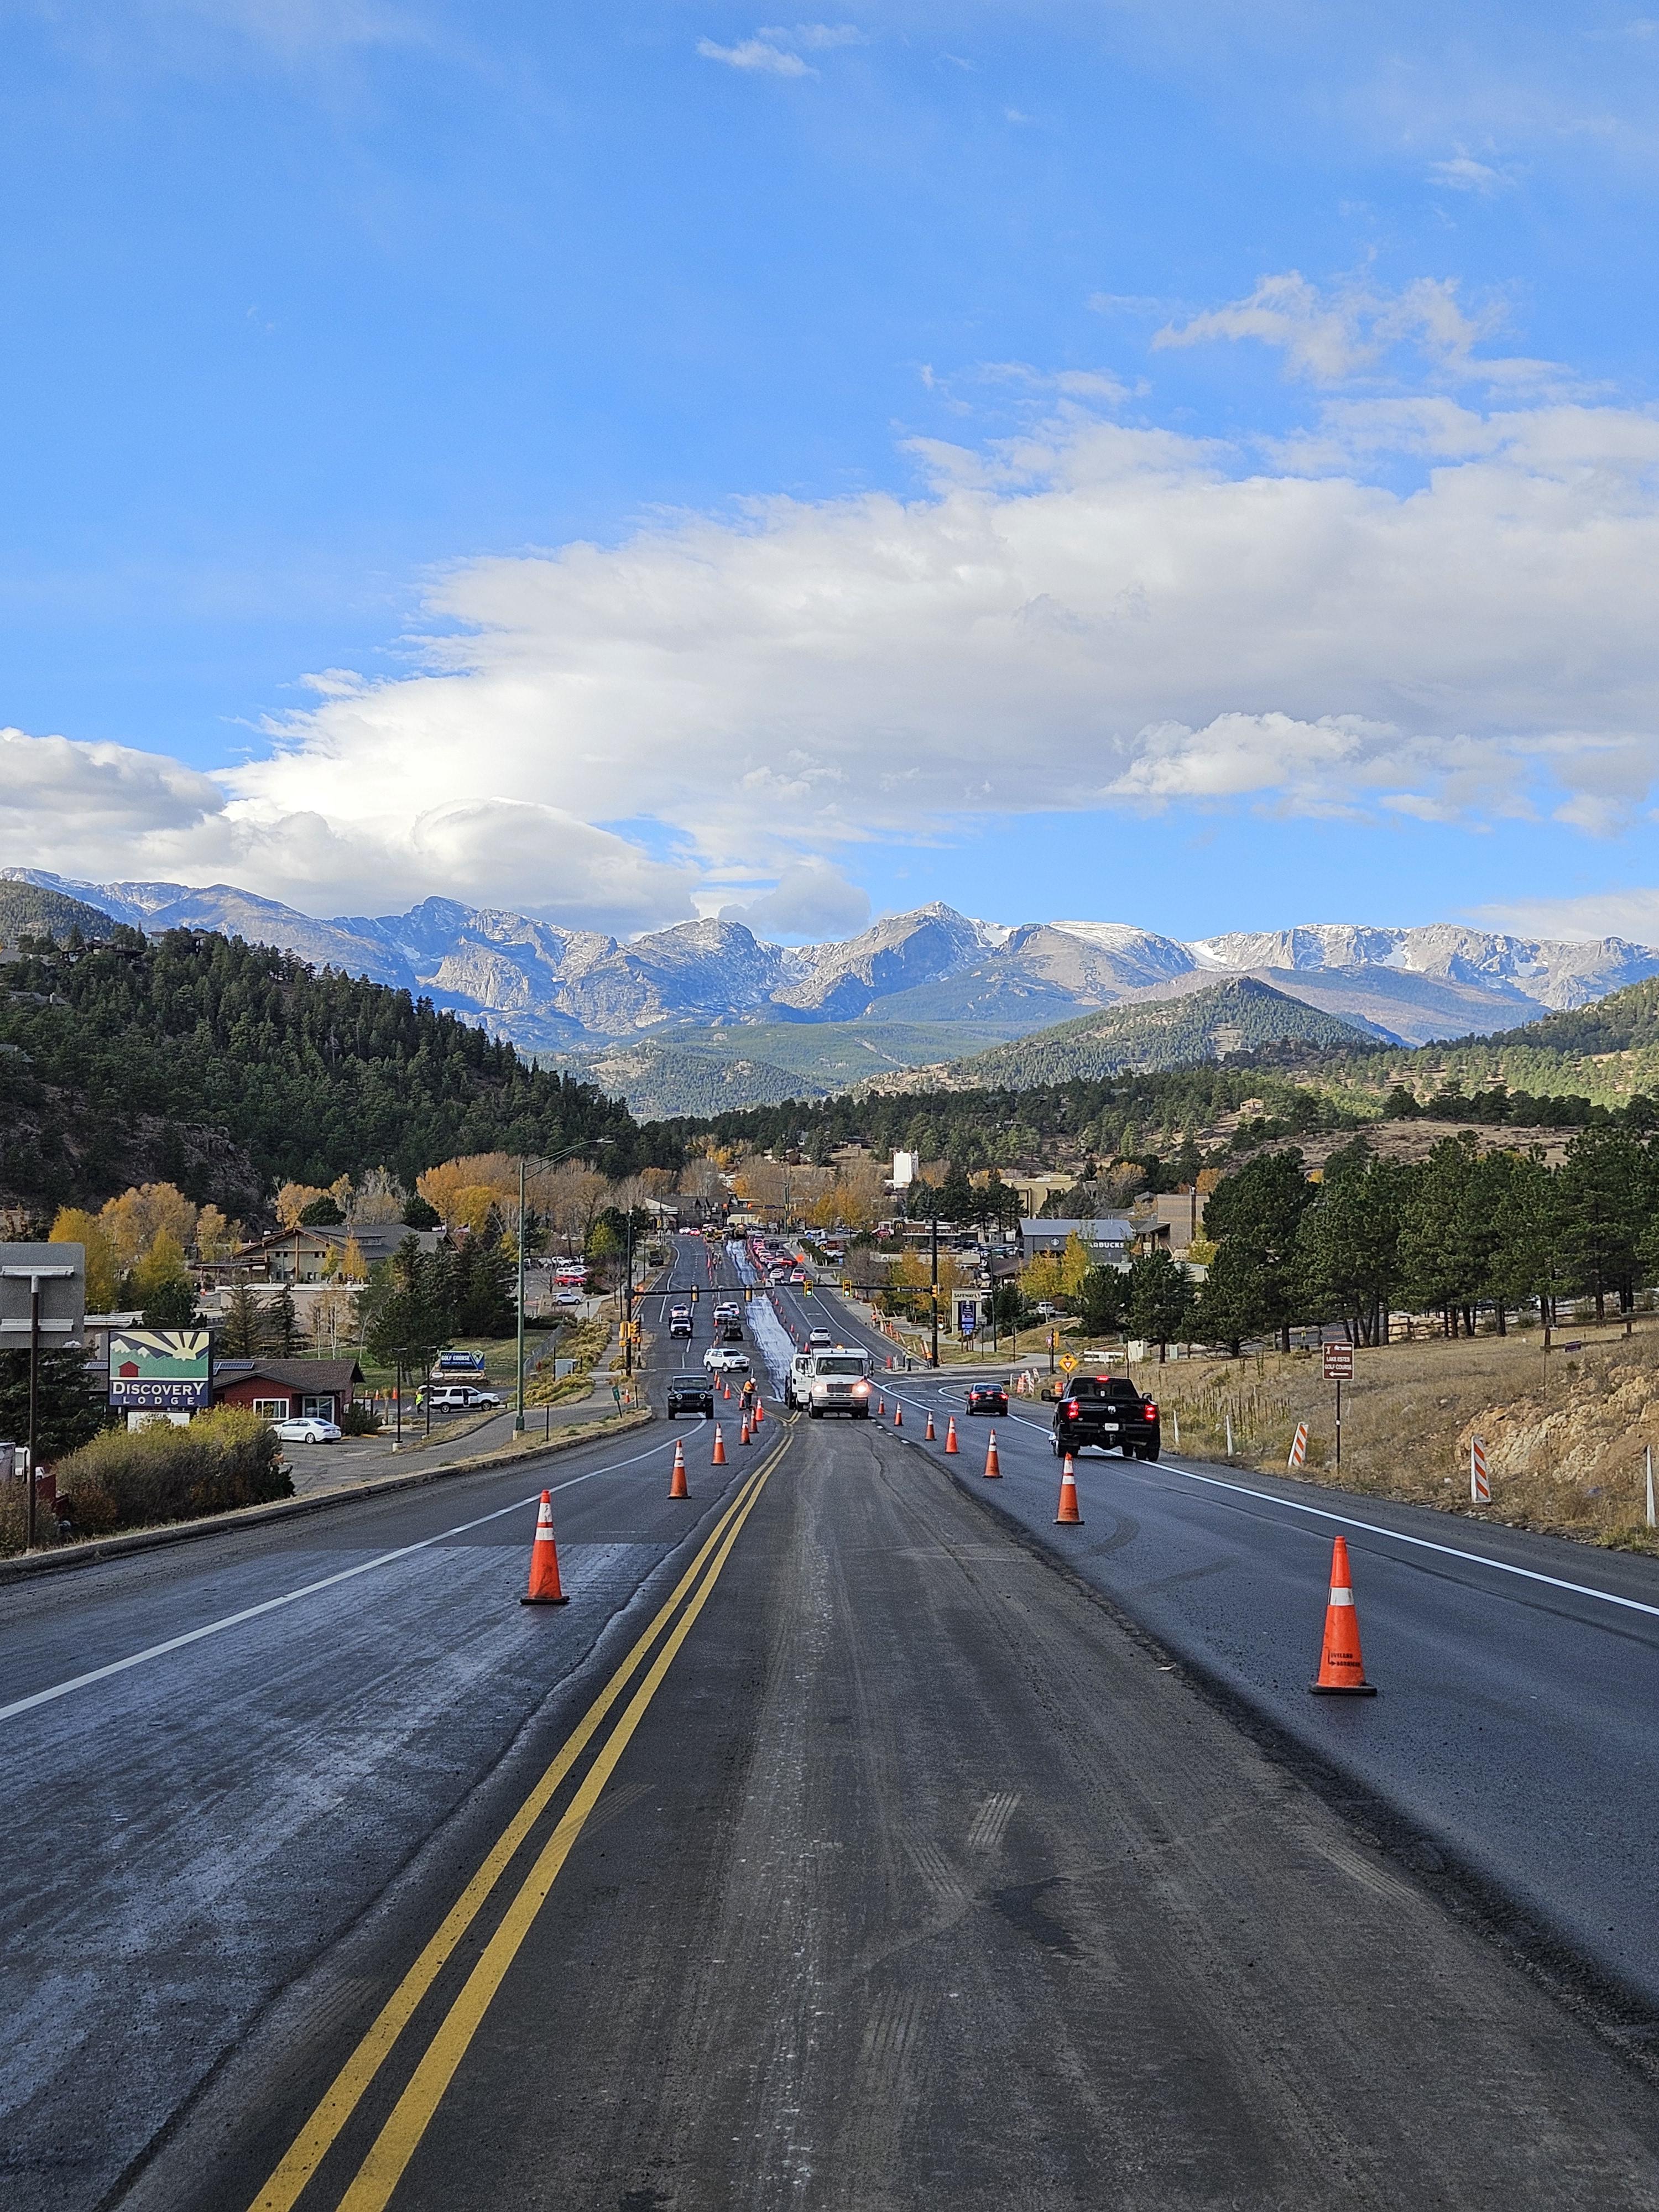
[0,1425,719,1728]
[259,1442,790,2212]
[873,1370,1659,1625]
[244,1460,773,2212]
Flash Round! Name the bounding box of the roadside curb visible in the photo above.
[0,1408,656,1587]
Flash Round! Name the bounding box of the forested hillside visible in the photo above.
[0,881,118,953]
[0,926,664,1212]
[942,979,1380,1087]
[664,1064,1350,1173]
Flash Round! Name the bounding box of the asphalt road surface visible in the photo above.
[7,1233,1659,2209]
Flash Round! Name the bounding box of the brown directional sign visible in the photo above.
[1323,1344,1354,1380]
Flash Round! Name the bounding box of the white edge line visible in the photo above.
[864,1354,1659,1629]
[0,1427,709,1728]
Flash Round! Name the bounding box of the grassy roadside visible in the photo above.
[1139,1320,1659,1554]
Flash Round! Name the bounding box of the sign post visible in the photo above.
[1,1243,85,1552]
[1322,1342,1354,1469]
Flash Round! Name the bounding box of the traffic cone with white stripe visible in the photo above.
[893,1402,902,1427]
[877,1395,885,1418]
[925,1410,935,1441]
[670,1438,689,1499]
[1055,1454,1082,1525]
[740,1414,752,1446]
[520,1490,570,1605]
[1310,1536,1376,1695]
[945,1416,958,1454]
[753,1398,764,1427]
[983,1428,1001,1479]
[711,1423,726,1465]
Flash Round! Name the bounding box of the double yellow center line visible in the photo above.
[252,1441,789,2212]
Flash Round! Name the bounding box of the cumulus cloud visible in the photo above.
[10,380,1659,928]
[0,728,697,933]
[717,860,871,938]
[1154,269,1562,388]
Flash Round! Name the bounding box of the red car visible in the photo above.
[966,1381,1009,1417]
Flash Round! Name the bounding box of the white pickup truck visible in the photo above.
[788,1346,873,1418]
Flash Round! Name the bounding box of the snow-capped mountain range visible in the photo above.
[8,869,1658,1057]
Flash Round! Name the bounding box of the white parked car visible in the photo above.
[555,1288,584,1307]
[270,1415,342,1444]
[703,1347,751,1374]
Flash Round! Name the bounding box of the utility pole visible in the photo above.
[514,1154,526,1434]
[624,1209,635,1376]
[930,1214,940,1370]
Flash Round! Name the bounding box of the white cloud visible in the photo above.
[1428,153,1516,194]
[717,860,870,938]
[0,728,696,933]
[1154,269,1563,389]
[758,23,865,49]
[1469,888,1659,944]
[11,385,1659,926]
[696,34,810,75]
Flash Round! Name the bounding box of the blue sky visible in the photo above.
[4,2,1659,942]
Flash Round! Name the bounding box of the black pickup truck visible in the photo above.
[1050,1374,1161,1460]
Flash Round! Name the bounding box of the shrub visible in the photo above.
[339,1399,383,1435]
[54,1406,292,1537]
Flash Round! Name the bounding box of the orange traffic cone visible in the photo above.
[753,1398,764,1427]
[893,1402,902,1427]
[925,1410,935,1442]
[1310,1536,1377,1695]
[1055,1454,1082,1525]
[983,1428,1001,1479]
[945,1416,958,1454]
[722,1379,731,1399]
[670,1438,689,1499]
[520,1490,570,1604]
[877,1395,886,1418]
[711,1423,727,1465]
[740,1415,752,1446]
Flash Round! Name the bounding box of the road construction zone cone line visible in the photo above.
[670,1438,689,1499]
[1310,1535,1377,1695]
[520,1490,570,1605]
[925,1411,936,1441]
[983,1428,1001,1479]
[712,1423,726,1465]
[945,1417,958,1454]
[1055,1454,1082,1526]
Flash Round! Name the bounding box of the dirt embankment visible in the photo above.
[1146,1319,1659,1552]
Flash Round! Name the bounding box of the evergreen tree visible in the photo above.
[1126,1249,1193,1360]
[452,1223,516,1338]
[1201,1150,1315,1351]
[401,1193,442,1229]
[1074,1266,1127,1338]
[1296,1139,1405,1347]
[0,1347,107,1458]
[220,1279,269,1358]
[1190,1241,1267,1357]
[267,1284,301,1356]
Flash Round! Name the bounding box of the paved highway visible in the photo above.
[7,1232,1659,2208]
[762,1265,1659,2018]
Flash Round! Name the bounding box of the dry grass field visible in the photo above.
[1142,1318,1659,1553]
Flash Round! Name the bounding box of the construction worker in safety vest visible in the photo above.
[740,1375,758,1417]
